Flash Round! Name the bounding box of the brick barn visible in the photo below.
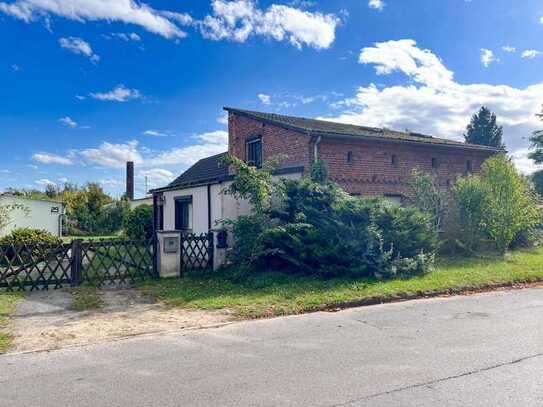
[151,107,499,235]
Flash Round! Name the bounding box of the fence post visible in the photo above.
[208,232,214,270]
[71,239,83,286]
[152,236,159,278]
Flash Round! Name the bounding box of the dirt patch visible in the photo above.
[7,289,232,353]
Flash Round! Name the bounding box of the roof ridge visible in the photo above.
[224,107,501,152]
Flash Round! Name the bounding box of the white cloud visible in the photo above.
[109,32,141,42]
[200,0,339,49]
[89,84,141,102]
[217,111,229,125]
[323,39,543,174]
[11,63,21,71]
[100,178,122,187]
[1,0,340,48]
[148,130,228,166]
[59,37,99,63]
[58,177,69,183]
[32,153,74,165]
[368,0,385,11]
[358,39,453,88]
[0,0,187,39]
[80,140,142,168]
[521,49,541,59]
[139,168,175,186]
[59,116,77,128]
[510,149,542,175]
[501,45,516,53]
[35,130,228,170]
[143,130,170,137]
[258,93,272,105]
[480,48,497,67]
[35,178,56,187]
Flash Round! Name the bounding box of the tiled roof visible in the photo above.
[165,152,229,190]
[153,153,305,192]
[224,107,501,152]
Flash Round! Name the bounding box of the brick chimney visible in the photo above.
[126,161,134,201]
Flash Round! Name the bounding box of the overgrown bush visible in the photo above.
[453,154,541,254]
[452,176,485,252]
[123,205,153,240]
[224,158,438,279]
[0,228,63,266]
[0,228,62,246]
[407,169,446,233]
[96,200,130,234]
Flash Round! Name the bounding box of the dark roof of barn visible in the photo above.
[224,107,502,152]
[161,152,230,191]
[152,152,304,193]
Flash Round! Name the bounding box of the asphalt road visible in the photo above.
[2,288,543,406]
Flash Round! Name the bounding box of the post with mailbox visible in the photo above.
[156,231,182,278]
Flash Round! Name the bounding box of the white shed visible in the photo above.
[152,153,303,235]
[0,195,65,237]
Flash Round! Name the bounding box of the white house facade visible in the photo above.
[152,153,303,235]
[0,195,65,237]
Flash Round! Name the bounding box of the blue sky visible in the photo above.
[1,0,542,197]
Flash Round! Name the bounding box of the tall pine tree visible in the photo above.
[528,105,543,164]
[464,106,505,149]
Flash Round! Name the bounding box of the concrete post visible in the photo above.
[211,229,231,271]
[156,231,182,278]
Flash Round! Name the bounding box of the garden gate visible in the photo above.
[0,238,156,291]
[180,232,214,273]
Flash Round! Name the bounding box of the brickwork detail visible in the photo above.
[228,112,495,197]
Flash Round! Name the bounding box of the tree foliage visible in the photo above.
[464,106,505,149]
[454,155,540,254]
[7,182,128,236]
[0,228,62,246]
[529,106,543,164]
[224,156,437,279]
[531,170,543,197]
[222,154,282,214]
[123,205,154,240]
[407,169,445,233]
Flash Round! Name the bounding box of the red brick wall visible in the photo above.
[228,112,495,197]
[318,138,494,196]
[228,113,311,168]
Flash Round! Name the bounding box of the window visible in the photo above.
[347,151,354,164]
[175,196,193,231]
[246,137,262,168]
[466,160,473,173]
[391,154,397,166]
[431,158,438,169]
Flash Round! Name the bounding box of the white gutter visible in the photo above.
[313,135,322,162]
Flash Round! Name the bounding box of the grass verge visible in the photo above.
[69,286,104,311]
[139,248,543,319]
[0,292,22,353]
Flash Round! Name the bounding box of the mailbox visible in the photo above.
[163,236,179,253]
[216,230,228,249]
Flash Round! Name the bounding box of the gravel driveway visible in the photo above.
[7,288,231,353]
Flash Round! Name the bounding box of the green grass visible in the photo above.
[62,235,121,243]
[139,248,543,319]
[69,286,104,311]
[0,292,22,353]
